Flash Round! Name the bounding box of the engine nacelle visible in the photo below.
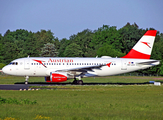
[45,72,67,82]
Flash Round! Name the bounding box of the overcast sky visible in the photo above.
[0,0,162,39]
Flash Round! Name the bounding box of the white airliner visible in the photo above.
[2,30,160,84]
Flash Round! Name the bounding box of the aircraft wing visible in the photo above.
[57,63,109,73]
[45,63,111,77]
[53,63,111,77]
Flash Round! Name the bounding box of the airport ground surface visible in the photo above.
[0,75,163,90]
[0,75,163,120]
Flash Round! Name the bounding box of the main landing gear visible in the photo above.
[25,76,29,84]
[72,76,83,85]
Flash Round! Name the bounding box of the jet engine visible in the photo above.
[45,72,67,82]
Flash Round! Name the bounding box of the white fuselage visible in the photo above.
[2,57,160,77]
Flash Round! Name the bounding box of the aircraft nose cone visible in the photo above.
[2,66,7,74]
[2,66,10,75]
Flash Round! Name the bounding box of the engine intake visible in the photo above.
[45,72,67,82]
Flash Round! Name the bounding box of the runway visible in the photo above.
[0,84,30,90]
[0,81,154,90]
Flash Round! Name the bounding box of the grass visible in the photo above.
[0,96,37,105]
[0,85,163,120]
[0,75,163,119]
[0,75,44,84]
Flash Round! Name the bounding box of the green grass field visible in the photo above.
[0,75,163,120]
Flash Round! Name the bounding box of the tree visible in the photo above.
[58,38,70,57]
[118,23,144,54]
[40,43,58,57]
[68,29,94,57]
[53,37,60,51]
[159,61,163,75]
[0,63,6,69]
[1,42,19,64]
[64,43,83,57]
[92,25,123,52]
[0,34,3,63]
[72,29,94,56]
[0,29,57,64]
[96,44,125,57]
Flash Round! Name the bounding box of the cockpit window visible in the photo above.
[9,62,18,65]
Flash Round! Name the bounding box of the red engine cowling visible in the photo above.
[45,72,67,82]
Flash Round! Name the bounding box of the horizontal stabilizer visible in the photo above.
[137,60,160,65]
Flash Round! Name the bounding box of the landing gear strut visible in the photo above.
[72,78,78,84]
[25,76,29,84]
[72,76,83,85]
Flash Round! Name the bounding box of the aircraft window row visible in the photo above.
[9,62,18,65]
[31,63,116,66]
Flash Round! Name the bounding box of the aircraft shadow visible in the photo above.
[14,81,160,85]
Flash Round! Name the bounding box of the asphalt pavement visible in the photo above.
[0,84,29,90]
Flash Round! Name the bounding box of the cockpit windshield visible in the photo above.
[9,62,18,65]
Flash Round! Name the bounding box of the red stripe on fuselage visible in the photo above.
[33,59,47,68]
[33,59,43,64]
[121,49,150,59]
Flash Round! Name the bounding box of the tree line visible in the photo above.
[0,23,163,75]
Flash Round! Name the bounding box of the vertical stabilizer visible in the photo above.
[122,30,157,59]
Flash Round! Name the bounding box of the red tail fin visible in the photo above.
[122,30,157,59]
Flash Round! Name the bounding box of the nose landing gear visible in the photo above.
[25,76,29,84]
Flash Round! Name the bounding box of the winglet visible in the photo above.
[122,30,157,59]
